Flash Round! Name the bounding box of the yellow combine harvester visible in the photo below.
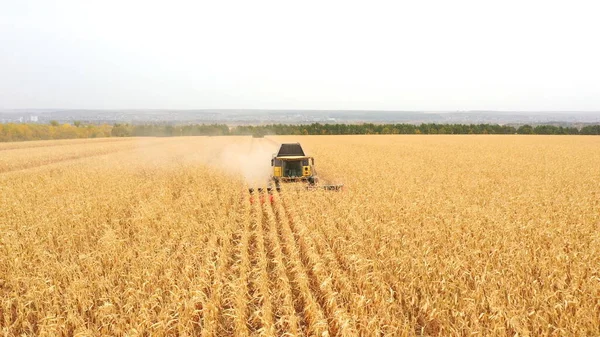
[271,143,343,191]
[271,143,315,183]
[249,142,343,195]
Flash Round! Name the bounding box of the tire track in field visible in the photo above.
[0,139,166,174]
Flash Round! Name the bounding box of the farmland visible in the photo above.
[1,135,599,336]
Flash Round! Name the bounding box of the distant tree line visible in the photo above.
[232,123,600,136]
[1,122,599,142]
[0,122,112,142]
[111,123,230,137]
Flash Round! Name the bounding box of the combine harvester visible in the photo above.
[249,143,343,200]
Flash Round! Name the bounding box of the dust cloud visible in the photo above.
[123,137,281,187]
[214,138,279,186]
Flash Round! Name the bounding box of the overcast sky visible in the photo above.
[1,0,599,111]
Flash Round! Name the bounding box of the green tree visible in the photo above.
[517,125,534,134]
[580,125,600,135]
[111,124,132,137]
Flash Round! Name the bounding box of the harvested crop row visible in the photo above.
[0,138,164,173]
[0,137,131,152]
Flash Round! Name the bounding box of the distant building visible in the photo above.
[30,116,39,122]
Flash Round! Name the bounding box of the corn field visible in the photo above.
[1,135,599,336]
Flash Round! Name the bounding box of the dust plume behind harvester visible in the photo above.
[248,142,343,196]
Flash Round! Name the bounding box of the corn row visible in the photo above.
[280,192,357,336]
[229,196,252,337]
[248,196,276,336]
[196,230,221,335]
[209,195,240,336]
[271,194,330,336]
[296,207,372,334]
[261,199,301,335]
[305,197,403,333]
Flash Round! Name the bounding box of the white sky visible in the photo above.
[1,0,599,111]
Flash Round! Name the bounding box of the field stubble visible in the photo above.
[0,135,599,336]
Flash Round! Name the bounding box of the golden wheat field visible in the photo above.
[0,135,599,336]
